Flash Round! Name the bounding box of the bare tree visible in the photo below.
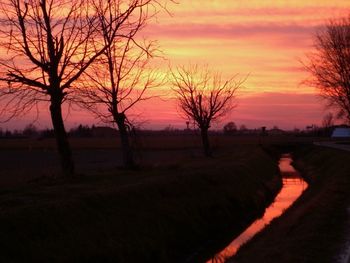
[0,0,157,176]
[322,112,334,128]
[322,112,334,136]
[171,65,244,157]
[304,15,350,123]
[77,0,162,169]
[223,121,237,134]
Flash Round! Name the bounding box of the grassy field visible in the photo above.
[228,145,350,263]
[0,136,282,262]
[0,134,328,150]
[0,135,314,187]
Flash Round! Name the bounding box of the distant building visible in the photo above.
[268,127,285,136]
[91,126,118,138]
[331,126,350,138]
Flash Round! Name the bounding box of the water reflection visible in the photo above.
[207,154,307,263]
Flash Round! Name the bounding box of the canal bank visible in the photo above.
[227,145,350,263]
[0,146,282,263]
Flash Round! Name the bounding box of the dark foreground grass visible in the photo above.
[0,145,281,263]
[228,145,350,263]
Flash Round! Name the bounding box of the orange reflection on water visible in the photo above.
[208,154,307,263]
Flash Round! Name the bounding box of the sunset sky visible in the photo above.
[3,0,350,131]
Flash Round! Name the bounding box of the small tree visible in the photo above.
[322,112,334,136]
[322,112,334,128]
[23,123,38,137]
[304,15,350,123]
[171,65,244,156]
[223,121,237,134]
[239,124,248,134]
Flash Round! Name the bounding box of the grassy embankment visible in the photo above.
[229,145,350,263]
[0,138,280,262]
[0,137,282,263]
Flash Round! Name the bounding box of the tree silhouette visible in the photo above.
[0,0,157,176]
[23,123,38,137]
[304,16,350,123]
[322,112,334,128]
[171,65,244,156]
[77,0,162,169]
[223,121,237,134]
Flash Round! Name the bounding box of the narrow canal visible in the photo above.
[207,153,308,263]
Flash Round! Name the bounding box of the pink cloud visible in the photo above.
[145,23,319,41]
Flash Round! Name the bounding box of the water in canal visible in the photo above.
[207,153,308,263]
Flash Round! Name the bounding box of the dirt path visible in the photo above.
[338,207,350,263]
[314,141,350,152]
[314,142,350,263]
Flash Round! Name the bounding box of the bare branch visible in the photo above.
[76,0,164,124]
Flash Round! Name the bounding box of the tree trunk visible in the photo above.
[200,127,211,157]
[115,113,135,169]
[49,97,75,177]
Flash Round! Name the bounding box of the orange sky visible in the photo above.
[3,1,350,131]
